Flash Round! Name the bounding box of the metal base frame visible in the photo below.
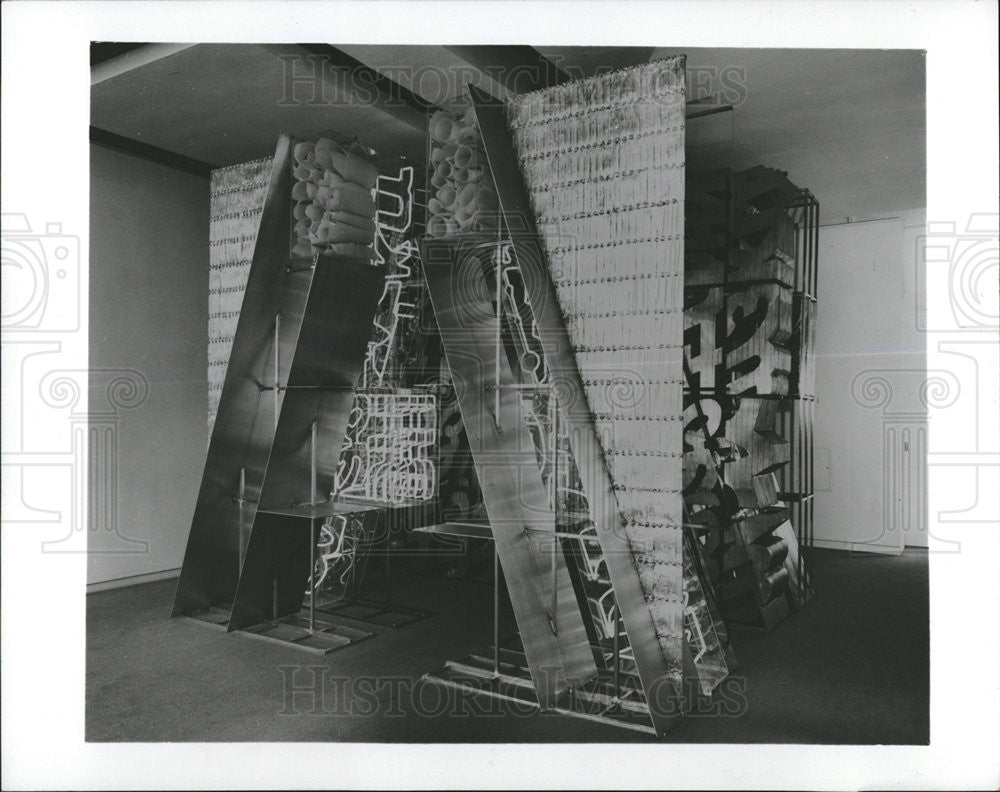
[421,653,657,736]
[314,597,432,628]
[237,609,373,655]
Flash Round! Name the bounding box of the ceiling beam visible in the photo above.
[91,43,198,85]
[261,44,436,133]
[445,46,570,93]
[90,126,216,177]
[91,43,148,66]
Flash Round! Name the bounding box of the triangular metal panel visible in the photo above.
[422,235,599,707]
[173,136,302,615]
[469,64,691,735]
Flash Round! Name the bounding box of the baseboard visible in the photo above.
[87,568,180,593]
[811,539,903,556]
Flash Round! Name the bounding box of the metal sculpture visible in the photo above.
[683,165,817,628]
[173,135,384,639]
[420,62,736,737]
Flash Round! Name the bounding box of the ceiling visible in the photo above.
[92,44,926,220]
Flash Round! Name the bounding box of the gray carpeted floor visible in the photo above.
[86,548,928,743]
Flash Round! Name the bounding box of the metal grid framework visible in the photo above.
[682,166,818,628]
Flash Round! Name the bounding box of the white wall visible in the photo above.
[88,144,208,586]
[813,210,928,553]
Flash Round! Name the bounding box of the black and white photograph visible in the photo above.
[2,1,998,789]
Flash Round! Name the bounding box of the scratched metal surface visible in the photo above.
[173,137,301,616]
[423,235,598,707]
[501,60,688,712]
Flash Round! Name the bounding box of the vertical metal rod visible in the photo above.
[806,402,816,547]
[612,602,621,700]
[550,392,558,634]
[311,420,318,504]
[810,201,816,297]
[493,545,500,677]
[796,398,803,590]
[237,466,246,577]
[273,313,281,430]
[272,578,278,623]
[813,200,820,299]
[551,532,558,636]
[813,201,819,559]
[494,241,502,429]
[385,510,392,607]
[309,420,317,633]
[552,391,558,512]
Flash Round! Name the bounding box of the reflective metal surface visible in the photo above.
[469,86,684,735]
[227,256,384,631]
[423,236,598,708]
[173,135,304,616]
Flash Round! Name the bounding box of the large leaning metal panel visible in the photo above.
[423,235,599,708]
[228,256,384,631]
[173,133,385,631]
[469,56,691,735]
[173,136,302,618]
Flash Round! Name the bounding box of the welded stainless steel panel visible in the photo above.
[227,257,384,631]
[423,236,598,707]
[173,136,305,615]
[469,85,684,734]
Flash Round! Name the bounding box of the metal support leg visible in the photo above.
[237,466,246,576]
[493,546,500,678]
[551,531,558,636]
[273,313,281,429]
[309,419,317,634]
[612,602,621,702]
[551,394,558,636]
[385,516,392,607]
[493,238,502,431]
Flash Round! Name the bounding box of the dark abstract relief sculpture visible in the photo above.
[683,166,817,629]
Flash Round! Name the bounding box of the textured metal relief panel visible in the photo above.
[724,281,794,398]
[683,284,722,392]
[208,157,274,436]
[507,59,687,689]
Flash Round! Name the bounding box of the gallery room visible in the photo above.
[80,42,935,743]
